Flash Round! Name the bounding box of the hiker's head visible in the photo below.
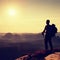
[46,20,50,25]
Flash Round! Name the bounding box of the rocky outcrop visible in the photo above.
[16,49,60,60]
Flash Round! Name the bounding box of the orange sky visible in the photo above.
[0,0,60,33]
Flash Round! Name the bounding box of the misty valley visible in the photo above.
[0,33,60,60]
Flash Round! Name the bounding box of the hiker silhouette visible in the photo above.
[42,20,57,50]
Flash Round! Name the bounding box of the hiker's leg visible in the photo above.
[45,39,48,50]
[49,39,53,50]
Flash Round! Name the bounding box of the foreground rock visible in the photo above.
[45,52,60,60]
[16,49,60,60]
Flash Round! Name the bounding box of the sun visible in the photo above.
[8,9,16,16]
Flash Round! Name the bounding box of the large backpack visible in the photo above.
[51,24,57,37]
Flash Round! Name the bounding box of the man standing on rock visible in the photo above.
[42,20,53,50]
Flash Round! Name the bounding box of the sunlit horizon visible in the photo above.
[0,0,60,33]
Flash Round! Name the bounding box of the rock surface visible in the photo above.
[16,49,60,60]
[45,52,60,60]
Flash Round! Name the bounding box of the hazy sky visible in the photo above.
[0,0,60,33]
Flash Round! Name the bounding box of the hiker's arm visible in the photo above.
[42,26,46,36]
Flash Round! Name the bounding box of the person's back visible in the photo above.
[45,24,52,37]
